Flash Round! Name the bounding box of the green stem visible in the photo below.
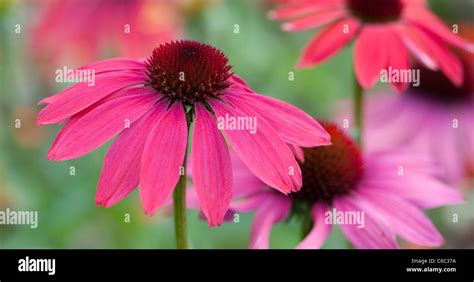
[173,111,192,249]
[353,76,363,147]
[301,215,313,239]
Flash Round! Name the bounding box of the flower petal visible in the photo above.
[191,103,233,226]
[296,202,332,249]
[297,17,360,68]
[225,91,330,147]
[249,195,291,249]
[283,9,347,32]
[49,90,157,161]
[354,25,389,89]
[355,189,444,247]
[77,58,146,75]
[140,102,188,216]
[95,101,167,208]
[37,73,148,123]
[268,0,345,20]
[210,99,301,194]
[334,196,398,249]
[386,27,410,91]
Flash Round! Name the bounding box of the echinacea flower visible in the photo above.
[31,0,183,63]
[341,47,474,183]
[37,40,331,226]
[225,121,463,248]
[269,0,474,90]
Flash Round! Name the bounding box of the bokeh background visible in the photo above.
[0,0,473,248]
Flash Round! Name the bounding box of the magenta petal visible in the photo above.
[77,58,146,75]
[283,9,347,32]
[210,99,301,194]
[231,191,271,212]
[296,202,332,249]
[386,27,410,91]
[355,189,444,247]
[268,0,345,20]
[49,91,157,161]
[140,102,188,216]
[249,195,291,249]
[225,91,330,147]
[95,101,167,208]
[354,25,388,89]
[191,103,233,226]
[334,196,398,249]
[297,17,360,68]
[37,73,148,123]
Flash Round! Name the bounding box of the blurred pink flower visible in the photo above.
[339,54,474,183]
[37,40,330,226]
[223,122,462,248]
[269,0,473,90]
[30,0,183,63]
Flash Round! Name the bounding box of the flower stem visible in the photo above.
[173,111,192,249]
[301,215,313,239]
[353,76,363,147]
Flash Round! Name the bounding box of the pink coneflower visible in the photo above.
[227,121,463,249]
[269,0,474,90]
[343,49,474,183]
[37,40,331,227]
[31,0,182,62]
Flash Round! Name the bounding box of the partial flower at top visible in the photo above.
[30,0,183,63]
[338,29,474,183]
[228,121,462,249]
[269,0,474,90]
[36,40,331,226]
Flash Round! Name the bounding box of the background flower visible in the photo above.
[269,0,473,89]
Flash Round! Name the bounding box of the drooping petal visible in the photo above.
[225,90,331,147]
[334,195,398,249]
[283,9,347,32]
[404,7,474,52]
[296,202,332,249]
[49,91,157,161]
[191,103,233,226]
[398,24,439,70]
[231,191,272,213]
[95,101,167,208]
[354,25,389,89]
[140,102,188,216]
[386,27,410,91]
[289,144,305,162]
[37,73,148,123]
[354,189,444,247]
[249,195,292,249]
[77,58,146,75]
[268,0,345,20]
[210,99,301,194]
[297,17,360,68]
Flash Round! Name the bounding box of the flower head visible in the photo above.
[344,32,474,183]
[227,121,462,248]
[37,40,331,226]
[269,0,474,90]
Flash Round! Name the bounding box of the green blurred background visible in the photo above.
[0,0,473,249]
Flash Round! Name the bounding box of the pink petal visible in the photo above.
[249,195,291,249]
[354,25,389,89]
[361,176,463,210]
[140,102,188,216]
[398,24,439,70]
[229,151,266,198]
[210,99,301,194]
[95,101,167,208]
[289,144,305,162]
[191,103,233,226]
[355,189,444,247]
[283,9,347,32]
[268,0,345,20]
[334,196,398,249]
[49,90,157,161]
[386,28,410,91]
[231,191,272,213]
[297,17,360,68]
[37,73,148,123]
[225,91,330,147]
[404,7,474,52]
[77,58,146,75]
[296,202,332,249]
